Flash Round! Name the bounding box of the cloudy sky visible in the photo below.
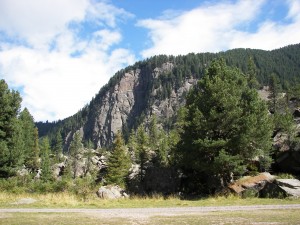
[0,0,299,122]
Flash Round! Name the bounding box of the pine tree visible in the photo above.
[149,115,159,148]
[136,124,150,181]
[127,130,138,162]
[0,79,22,177]
[176,59,273,193]
[156,130,169,166]
[40,137,52,182]
[9,119,25,168]
[69,131,82,178]
[84,139,95,177]
[106,131,131,187]
[53,130,63,162]
[246,57,259,89]
[19,108,39,171]
[268,73,282,113]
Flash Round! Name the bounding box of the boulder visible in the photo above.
[52,162,65,178]
[273,132,290,152]
[260,179,300,198]
[96,185,129,199]
[228,172,275,197]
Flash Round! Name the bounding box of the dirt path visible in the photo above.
[1,204,300,218]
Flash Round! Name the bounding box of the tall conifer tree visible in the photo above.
[176,59,273,193]
[106,131,131,187]
[40,137,51,181]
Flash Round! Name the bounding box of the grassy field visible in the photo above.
[1,191,300,208]
[1,209,300,225]
[1,192,300,224]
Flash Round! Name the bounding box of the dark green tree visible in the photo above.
[246,57,259,89]
[136,124,150,180]
[106,131,131,187]
[127,130,138,162]
[84,139,95,177]
[176,59,273,193]
[19,108,39,171]
[53,130,63,162]
[268,73,282,113]
[69,131,83,178]
[9,119,25,168]
[149,115,159,148]
[40,137,52,181]
[0,79,22,176]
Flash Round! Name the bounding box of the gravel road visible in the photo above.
[1,204,300,218]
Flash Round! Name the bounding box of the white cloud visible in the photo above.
[138,0,300,57]
[0,0,88,48]
[229,0,300,50]
[0,0,135,121]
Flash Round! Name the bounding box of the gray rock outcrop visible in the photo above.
[96,185,129,199]
[260,179,300,198]
[83,62,196,148]
[229,173,300,198]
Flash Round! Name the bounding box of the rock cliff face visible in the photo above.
[83,62,197,148]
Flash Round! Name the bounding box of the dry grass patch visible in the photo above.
[1,191,300,209]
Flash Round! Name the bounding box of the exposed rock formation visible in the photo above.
[96,185,129,199]
[83,63,196,148]
[229,173,300,198]
[228,172,275,197]
[260,179,300,198]
[51,149,107,179]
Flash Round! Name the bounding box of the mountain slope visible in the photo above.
[36,43,300,148]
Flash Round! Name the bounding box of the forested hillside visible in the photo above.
[36,43,300,148]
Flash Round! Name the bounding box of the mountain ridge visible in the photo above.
[36,43,300,148]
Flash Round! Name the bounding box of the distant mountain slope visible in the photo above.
[36,43,300,148]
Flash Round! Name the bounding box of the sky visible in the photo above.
[0,0,300,122]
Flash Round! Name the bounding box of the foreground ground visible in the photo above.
[1,193,300,224]
[1,205,300,224]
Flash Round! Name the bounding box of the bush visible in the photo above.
[72,176,96,201]
[0,177,28,194]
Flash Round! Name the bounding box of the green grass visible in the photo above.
[152,210,300,225]
[1,210,300,225]
[1,191,300,208]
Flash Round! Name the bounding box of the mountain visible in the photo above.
[36,43,300,148]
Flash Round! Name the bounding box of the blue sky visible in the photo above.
[0,0,299,122]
